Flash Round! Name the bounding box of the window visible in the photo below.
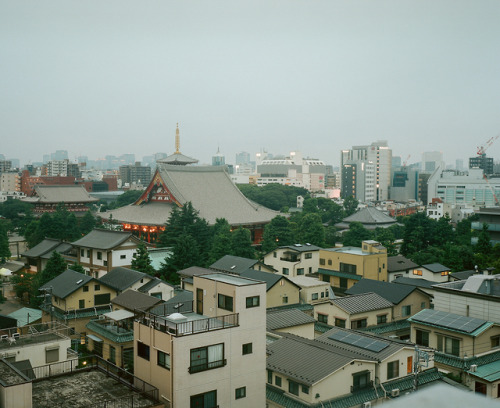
[322,274,330,283]
[242,343,253,355]
[437,335,460,356]
[312,293,318,301]
[273,252,277,258]
[288,380,299,396]
[137,341,150,361]
[93,340,103,357]
[158,350,170,369]
[83,286,89,292]
[267,369,273,384]
[86,250,90,257]
[387,360,399,379]
[413,270,422,276]
[80,249,84,257]
[282,296,288,304]
[339,277,348,289]
[305,253,312,259]
[94,293,111,305]
[275,376,282,387]
[351,319,367,329]
[302,384,309,394]
[246,296,260,308]
[491,335,500,348]
[320,258,325,266]
[45,346,59,363]
[94,284,100,291]
[340,262,357,274]
[335,318,346,328]
[352,371,371,392]
[328,259,332,266]
[235,386,246,399]
[189,343,225,373]
[97,251,102,260]
[317,313,328,324]
[421,302,426,309]
[190,390,217,408]
[297,268,304,275]
[282,267,289,275]
[441,271,449,276]
[377,314,387,325]
[402,305,411,317]
[415,330,430,347]
[109,345,116,364]
[218,294,233,311]
[120,254,126,259]
[79,299,85,308]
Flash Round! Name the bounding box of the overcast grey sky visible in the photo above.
[1,0,500,167]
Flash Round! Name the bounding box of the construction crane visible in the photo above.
[477,134,500,156]
[402,154,411,168]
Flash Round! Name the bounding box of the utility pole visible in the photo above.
[413,345,430,391]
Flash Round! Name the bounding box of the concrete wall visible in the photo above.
[266,280,300,308]
[393,291,431,321]
[433,291,500,324]
[314,302,393,328]
[0,381,32,408]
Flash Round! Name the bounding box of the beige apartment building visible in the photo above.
[134,273,266,408]
[318,240,388,292]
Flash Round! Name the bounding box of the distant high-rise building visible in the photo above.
[119,162,151,186]
[120,154,135,165]
[212,148,225,166]
[154,152,168,162]
[456,159,464,171]
[392,156,402,167]
[53,150,69,161]
[0,160,12,173]
[236,151,250,165]
[421,151,444,173]
[469,155,494,175]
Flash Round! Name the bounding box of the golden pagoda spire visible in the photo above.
[175,123,181,154]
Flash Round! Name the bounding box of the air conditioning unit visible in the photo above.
[363,402,372,408]
[391,388,400,397]
[470,364,477,372]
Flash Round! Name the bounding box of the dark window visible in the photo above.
[267,369,273,384]
[273,252,277,258]
[312,293,318,301]
[491,335,500,348]
[189,343,225,373]
[340,262,357,274]
[218,294,233,311]
[387,360,399,379]
[416,330,429,347]
[235,386,246,399]
[158,350,170,369]
[377,315,387,325]
[282,296,288,304]
[97,252,102,260]
[246,296,260,308]
[275,376,282,387]
[282,267,289,275]
[190,390,217,408]
[322,274,330,283]
[94,293,111,306]
[120,254,126,259]
[317,314,328,324]
[93,340,103,357]
[242,343,253,355]
[402,305,412,317]
[302,384,309,394]
[305,253,312,259]
[94,284,100,291]
[297,268,304,275]
[86,250,90,257]
[109,345,116,364]
[352,371,371,392]
[137,342,150,361]
[351,319,367,329]
[79,299,85,309]
[339,277,348,289]
[288,380,299,396]
[319,258,325,266]
[437,335,460,356]
[80,249,84,257]
[328,259,332,265]
[335,318,346,328]
[83,286,89,292]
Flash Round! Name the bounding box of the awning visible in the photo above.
[87,334,103,342]
[103,309,134,321]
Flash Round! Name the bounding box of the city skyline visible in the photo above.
[2,1,500,168]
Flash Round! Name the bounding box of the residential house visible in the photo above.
[412,263,451,283]
[22,238,73,273]
[266,309,316,339]
[467,359,500,398]
[134,273,267,407]
[287,275,331,305]
[72,229,145,278]
[345,278,432,321]
[387,255,418,282]
[318,240,388,293]
[262,244,322,277]
[314,292,394,329]
[393,276,440,298]
[39,269,116,336]
[210,254,275,274]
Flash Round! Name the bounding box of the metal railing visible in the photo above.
[188,359,227,374]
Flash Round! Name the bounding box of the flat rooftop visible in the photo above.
[0,332,63,352]
[323,247,368,256]
[32,369,156,408]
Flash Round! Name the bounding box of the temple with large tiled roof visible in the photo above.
[99,126,278,243]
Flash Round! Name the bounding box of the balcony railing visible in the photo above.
[351,380,373,393]
[188,359,227,374]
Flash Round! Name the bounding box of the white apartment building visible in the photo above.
[0,171,21,192]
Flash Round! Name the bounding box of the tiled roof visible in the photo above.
[277,244,323,253]
[157,152,198,165]
[138,277,173,293]
[33,185,97,203]
[267,309,316,330]
[335,207,397,230]
[409,309,492,336]
[422,263,450,273]
[209,255,258,274]
[449,270,477,281]
[314,321,334,334]
[435,350,500,370]
[98,267,148,291]
[346,278,423,305]
[178,266,214,277]
[22,238,63,258]
[318,268,362,281]
[362,319,411,335]
[393,276,440,289]
[40,269,94,299]
[72,229,139,250]
[331,292,393,314]
[111,290,164,312]
[468,359,500,382]
[267,303,314,313]
[240,269,299,291]
[39,242,73,259]
[387,255,418,272]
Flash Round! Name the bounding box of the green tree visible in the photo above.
[374,227,397,256]
[131,243,155,276]
[400,212,434,256]
[11,272,33,301]
[237,183,309,211]
[231,227,255,259]
[0,221,11,263]
[297,213,325,247]
[70,262,87,275]
[476,223,492,256]
[343,196,359,216]
[160,233,201,284]
[31,251,68,306]
[78,211,97,236]
[261,216,296,253]
[24,219,43,248]
[209,226,233,264]
[342,222,373,247]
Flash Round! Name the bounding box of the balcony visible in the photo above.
[351,380,373,393]
[86,319,134,343]
[188,359,227,374]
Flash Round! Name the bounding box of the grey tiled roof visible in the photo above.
[138,277,173,293]
[40,242,73,259]
[422,263,450,273]
[331,292,393,314]
[267,309,316,330]
[449,270,477,281]
[178,266,214,277]
[111,289,163,312]
[157,152,198,165]
[335,207,396,230]
[345,278,424,305]
[362,319,411,335]
[98,267,147,291]
[387,255,418,272]
[240,269,299,291]
[209,255,258,274]
[72,229,139,250]
[33,185,97,203]
[267,333,372,385]
[393,276,440,289]
[22,239,63,258]
[40,269,94,299]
